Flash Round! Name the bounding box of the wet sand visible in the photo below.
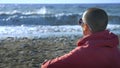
[0,35,120,68]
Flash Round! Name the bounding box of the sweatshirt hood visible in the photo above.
[77,30,119,48]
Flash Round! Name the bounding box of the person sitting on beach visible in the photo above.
[41,8,120,68]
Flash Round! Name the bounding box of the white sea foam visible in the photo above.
[0,24,119,38]
[0,6,48,15]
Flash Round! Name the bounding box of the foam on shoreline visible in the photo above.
[0,24,119,39]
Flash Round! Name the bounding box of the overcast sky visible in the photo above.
[0,0,120,4]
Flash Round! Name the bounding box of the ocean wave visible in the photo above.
[0,11,81,17]
[0,13,81,25]
[0,11,120,26]
[108,16,120,24]
[0,6,48,15]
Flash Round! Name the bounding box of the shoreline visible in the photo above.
[0,34,120,68]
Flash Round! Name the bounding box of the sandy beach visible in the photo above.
[0,35,81,68]
[0,35,120,68]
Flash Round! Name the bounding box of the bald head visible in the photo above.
[82,8,108,32]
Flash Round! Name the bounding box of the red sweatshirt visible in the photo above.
[41,30,120,68]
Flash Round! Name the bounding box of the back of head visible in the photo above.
[83,8,108,32]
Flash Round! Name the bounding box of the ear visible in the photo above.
[83,23,89,31]
[82,23,91,36]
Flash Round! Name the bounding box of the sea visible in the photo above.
[0,4,120,38]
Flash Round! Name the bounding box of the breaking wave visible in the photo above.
[0,12,119,26]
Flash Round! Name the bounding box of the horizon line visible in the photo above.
[0,2,120,4]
